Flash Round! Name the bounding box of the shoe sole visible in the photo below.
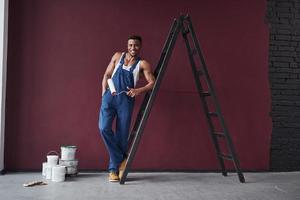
[109,179,119,182]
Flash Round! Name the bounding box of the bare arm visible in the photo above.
[127,60,156,97]
[101,52,121,96]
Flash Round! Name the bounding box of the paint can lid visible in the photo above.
[61,145,77,148]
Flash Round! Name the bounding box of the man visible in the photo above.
[99,35,155,182]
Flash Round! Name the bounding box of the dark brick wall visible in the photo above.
[267,0,300,171]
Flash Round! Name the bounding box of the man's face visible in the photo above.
[127,39,141,57]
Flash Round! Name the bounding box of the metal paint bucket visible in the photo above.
[59,159,79,175]
[52,165,66,182]
[66,166,78,175]
[61,146,77,161]
[42,162,47,176]
[45,165,52,179]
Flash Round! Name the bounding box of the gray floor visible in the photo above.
[0,172,299,200]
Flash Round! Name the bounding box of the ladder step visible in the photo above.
[208,112,218,117]
[200,91,211,97]
[219,153,233,160]
[213,132,225,138]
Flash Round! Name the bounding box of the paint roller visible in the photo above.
[107,79,129,95]
[107,79,116,94]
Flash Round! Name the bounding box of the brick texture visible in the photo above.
[267,0,300,171]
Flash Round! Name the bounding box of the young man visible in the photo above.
[99,35,155,182]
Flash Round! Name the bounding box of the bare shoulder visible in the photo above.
[140,59,152,70]
[112,52,123,61]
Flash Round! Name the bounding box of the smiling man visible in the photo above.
[99,35,155,182]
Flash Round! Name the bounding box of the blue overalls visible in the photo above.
[99,53,140,172]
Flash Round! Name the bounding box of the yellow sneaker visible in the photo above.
[108,172,119,182]
[118,159,127,179]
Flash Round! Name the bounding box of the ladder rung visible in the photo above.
[200,91,211,97]
[219,153,233,160]
[213,132,225,138]
[208,112,218,117]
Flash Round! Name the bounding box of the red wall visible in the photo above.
[5,0,271,171]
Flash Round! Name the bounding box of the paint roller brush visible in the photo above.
[107,79,129,96]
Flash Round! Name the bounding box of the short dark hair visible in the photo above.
[128,35,142,43]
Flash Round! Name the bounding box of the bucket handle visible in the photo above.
[47,151,59,156]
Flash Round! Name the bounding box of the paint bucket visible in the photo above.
[61,146,77,161]
[66,166,78,175]
[47,151,59,166]
[59,159,79,175]
[51,165,66,182]
[45,165,52,180]
[42,162,47,176]
[59,159,78,167]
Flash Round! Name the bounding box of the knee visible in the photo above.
[99,125,106,135]
[99,117,108,134]
[99,123,111,136]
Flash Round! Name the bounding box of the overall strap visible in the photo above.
[130,57,141,72]
[119,52,126,67]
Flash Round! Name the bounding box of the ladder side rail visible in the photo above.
[127,93,150,145]
[181,23,227,176]
[186,16,232,141]
[120,20,183,184]
[186,16,245,183]
[154,19,178,76]
[127,19,178,143]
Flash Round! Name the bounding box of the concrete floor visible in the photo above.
[0,172,299,200]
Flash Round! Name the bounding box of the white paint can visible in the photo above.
[59,159,78,167]
[61,146,77,161]
[52,165,66,182]
[42,162,47,176]
[66,166,78,175]
[59,159,79,175]
[47,151,59,166]
[45,165,52,180]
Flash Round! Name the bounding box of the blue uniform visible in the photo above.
[99,53,140,172]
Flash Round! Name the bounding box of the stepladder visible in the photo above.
[120,14,245,184]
